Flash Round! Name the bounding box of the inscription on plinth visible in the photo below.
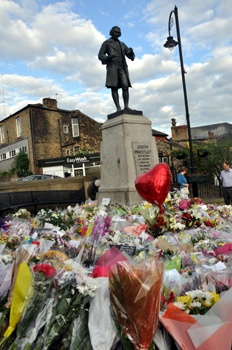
[132,142,152,176]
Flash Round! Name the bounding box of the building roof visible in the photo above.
[152,129,168,137]
[191,122,232,140]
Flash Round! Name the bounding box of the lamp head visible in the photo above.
[163,36,178,50]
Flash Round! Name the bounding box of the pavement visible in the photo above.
[201,197,225,205]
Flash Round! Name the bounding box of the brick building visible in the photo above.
[0,98,102,175]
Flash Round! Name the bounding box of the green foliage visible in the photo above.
[193,141,232,179]
[14,151,30,177]
[0,167,16,177]
[74,147,89,155]
[170,149,189,159]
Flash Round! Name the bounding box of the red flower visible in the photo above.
[33,263,56,278]
[32,240,40,246]
[205,220,213,227]
[159,207,165,214]
[81,226,88,237]
[168,291,175,304]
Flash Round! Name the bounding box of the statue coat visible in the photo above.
[98,37,135,88]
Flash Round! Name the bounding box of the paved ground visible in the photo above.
[201,197,224,205]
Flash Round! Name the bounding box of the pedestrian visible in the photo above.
[177,166,189,196]
[219,161,232,204]
[87,179,101,201]
[98,25,135,112]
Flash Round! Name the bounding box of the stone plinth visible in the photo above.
[98,110,159,205]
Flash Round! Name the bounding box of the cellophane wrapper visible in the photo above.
[109,258,164,350]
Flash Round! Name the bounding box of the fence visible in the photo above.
[189,182,222,199]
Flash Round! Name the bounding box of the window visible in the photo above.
[66,149,70,156]
[19,146,27,153]
[73,146,80,154]
[74,169,83,177]
[71,117,79,137]
[0,126,5,143]
[9,150,16,157]
[159,156,169,164]
[16,117,21,137]
[0,153,6,160]
[63,125,69,133]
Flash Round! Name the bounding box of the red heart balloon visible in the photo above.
[135,163,171,206]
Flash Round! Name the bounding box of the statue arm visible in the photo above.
[98,41,110,65]
[125,46,135,61]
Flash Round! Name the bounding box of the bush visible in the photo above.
[14,151,30,177]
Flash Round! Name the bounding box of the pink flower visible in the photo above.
[179,199,188,210]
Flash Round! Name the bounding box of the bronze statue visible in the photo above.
[98,26,135,112]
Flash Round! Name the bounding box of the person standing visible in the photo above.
[98,26,135,112]
[219,161,232,204]
[87,179,101,201]
[177,166,189,196]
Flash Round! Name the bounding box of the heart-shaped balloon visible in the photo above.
[135,163,171,206]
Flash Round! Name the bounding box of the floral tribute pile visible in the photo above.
[0,191,232,349]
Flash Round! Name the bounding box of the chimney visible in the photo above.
[42,97,58,109]
[171,118,176,126]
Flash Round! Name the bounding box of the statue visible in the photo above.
[98,26,135,112]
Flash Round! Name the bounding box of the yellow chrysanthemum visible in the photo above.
[40,250,68,261]
[210,292,220,303]
[177,295,191,304]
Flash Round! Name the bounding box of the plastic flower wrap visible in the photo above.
[0,262,33,344]
[9,263,56,349]
[91,246,128,278]
[201,270,232,293]
[109,258,164,350]
[32,267,98,350]
[161,288,232,350]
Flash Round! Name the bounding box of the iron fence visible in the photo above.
[189,182,222,199]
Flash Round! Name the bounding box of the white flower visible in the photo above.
[110,232,121,244]
[175,222,186,230]
[190,301,201,308]
[173,301,186,310]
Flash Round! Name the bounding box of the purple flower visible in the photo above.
[91,215,111,241]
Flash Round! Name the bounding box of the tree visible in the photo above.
[14,151,30,177]
[193,141,232,180]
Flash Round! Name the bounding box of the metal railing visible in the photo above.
[189,182,222,199]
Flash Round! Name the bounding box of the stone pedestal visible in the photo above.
[98,110,159,205]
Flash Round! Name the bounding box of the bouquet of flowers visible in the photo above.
[2,260,99,350]
[13,209,31,220]
[173,290,220,315]
[161,288,232,350]
[109,258,163,350]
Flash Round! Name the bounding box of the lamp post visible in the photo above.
[164,6,198,196]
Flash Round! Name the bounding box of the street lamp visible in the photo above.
[164,6,198,196]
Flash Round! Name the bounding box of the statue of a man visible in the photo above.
[98,26,135,112]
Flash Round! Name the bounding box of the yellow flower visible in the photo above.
[32,219,39,227]
[40,250,68,262]
[203,299,212,307]
[210,292,220,303]
[144,203,151,208]
[177,295,191,304]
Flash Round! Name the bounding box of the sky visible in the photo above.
[0,0,232,137]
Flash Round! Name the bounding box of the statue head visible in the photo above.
[110,26,121,39]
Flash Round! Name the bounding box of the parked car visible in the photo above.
[18,174,61,181]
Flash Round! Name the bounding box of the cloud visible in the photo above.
[0,0,232,138]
